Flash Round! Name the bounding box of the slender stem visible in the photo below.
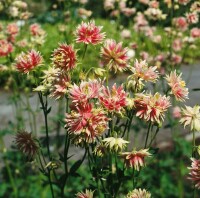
[38,92,55,198]
[192,131,196,157]
[0,138,18,198]
[132,168,135,189]
[38,93,51,160]
[144,122,152,148]
[82,44,88,60]
[192,130,196,197]
[148,126,159,147]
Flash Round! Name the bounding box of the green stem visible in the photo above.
[148,126,159,147]
[82,44,88,60]
[38,93,55,198]
[144,122,152,148]
[0,138,18,198]
[192,131,196,157]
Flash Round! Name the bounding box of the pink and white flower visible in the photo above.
[52,43,77,71]
[134,92,171,124]
[186,12,199,24]
[188,158,200,189]
[65,103,108,143]
[121,149,151,171]
[15,50,42,73]
[99,84,127,112]
[0,40,13,57]
[165,71,188,101]
[69,80,102,103]
[75,21,105,45]
[130,59,159,82]
[190,28,200,38]
[101,39,128,72]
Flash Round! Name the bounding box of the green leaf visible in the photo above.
[69,160,82,175]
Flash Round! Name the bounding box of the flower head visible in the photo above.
[186,12,199,24]
[6,23,19,36]
[76,189,94,198]
[30,23,45,36]
[126,188,151,198]
[180,105,200,131]
[15,130,39,159]
[134,92,171,124]
[165,70,188,101]
[75,21,105,45]
[52,43,77,71]
[69,80,102,104]
[190,28,200,38]
[0,40,13,57]
[173,17,188,31]
[188,158,200,189]
[130,59,159,82]
[94,144,107,157]
[101,39,128,72]
[49,72,70,99]
[34,67,70,99]
[103,137,129,152]
[172,106,181,119]
[121,149,151,171]
[99,84,127,112]
[65,103,108,144]
[15,50,42,73]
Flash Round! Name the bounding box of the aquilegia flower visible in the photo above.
[165,70,188,101]
[126,188,151,198]
[69,80,102,104]
[188,158,200,189]
[15,50,42,73]
[75,21,105,45]
[34,67,70,100]
[15,130,39,159]
[103,137,129,152]
[101,39,128,72]
[0,40,13,57]
[134,92,171,124]
[180,105,200,131]
[121,149,151,171]
[49,72,70,99]
[99,84,127,112]
[6,23,19,36]
[52,43,77,71]
[76,189,94,198]
[30,23,45,36]
[130,59,159,82]
[65,103,108,144]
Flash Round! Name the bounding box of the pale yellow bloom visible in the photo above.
[180,105,200,131]
[103,137,129,152]
[126,188,151,198]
